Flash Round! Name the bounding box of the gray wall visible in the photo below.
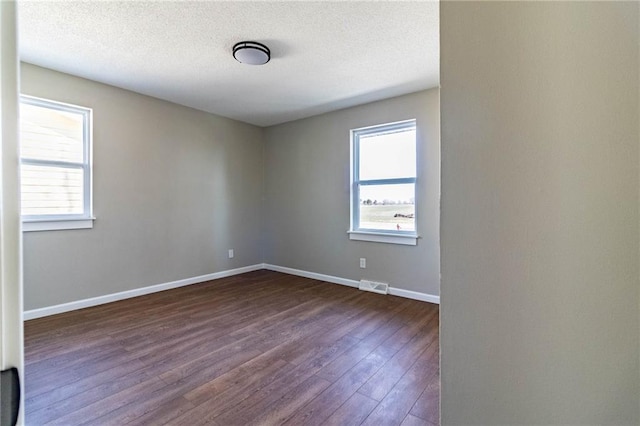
[22,64,264,311]
[440,2,639,424]
[21,66,440,311]
[264,90,440,297]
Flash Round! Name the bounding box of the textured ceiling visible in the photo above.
[18,1,439,127]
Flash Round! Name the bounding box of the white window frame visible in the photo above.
[20,95,94,232]
[348,119,418,246]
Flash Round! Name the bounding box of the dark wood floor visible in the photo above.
[24,270,439,426]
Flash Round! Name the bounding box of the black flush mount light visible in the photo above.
[233,41,270,65]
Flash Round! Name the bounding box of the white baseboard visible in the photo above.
[23,264,264,320]
[388,287,440,304]
[264,264,360,288]
[263,263,439,304]
[24,262,439,320]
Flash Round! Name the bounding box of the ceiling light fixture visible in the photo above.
[233,41,270,65]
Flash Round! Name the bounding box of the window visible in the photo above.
[20,96,93,231]
[349,119,418,245]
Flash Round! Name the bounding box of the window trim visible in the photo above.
[349,119,418,245]
[19,95,94,232]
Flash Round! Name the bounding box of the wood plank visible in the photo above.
[25,361,152,423]
[360,337,440,426]
[358,313,439,401]
[244,374,332,425]
[175,359,293,424]
[41,377,168,426]
[23,270,440,425]
[316,321,398,377]
[410,370,440,424]
[401,413,434,426]
[211,333,360,424]
[323,392,379,426]
[283,351,389,426]
[26,348,144,399]
[316,305,434,383]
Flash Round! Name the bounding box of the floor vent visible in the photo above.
[359,280,389,295]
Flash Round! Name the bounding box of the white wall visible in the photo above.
[440,2,639,424]
[21,64,264,311]
[0,2,24,423]
[263,90,440,298]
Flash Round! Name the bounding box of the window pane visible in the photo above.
[20,102,84,163]
[21,164,84,216]
[359,128,416,180]
[359,183,415,232]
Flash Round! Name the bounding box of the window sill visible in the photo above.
[348,230,418,246]
[23,218,94,232]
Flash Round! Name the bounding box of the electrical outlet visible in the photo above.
[228,249,234,259]
[359,258,366,268]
